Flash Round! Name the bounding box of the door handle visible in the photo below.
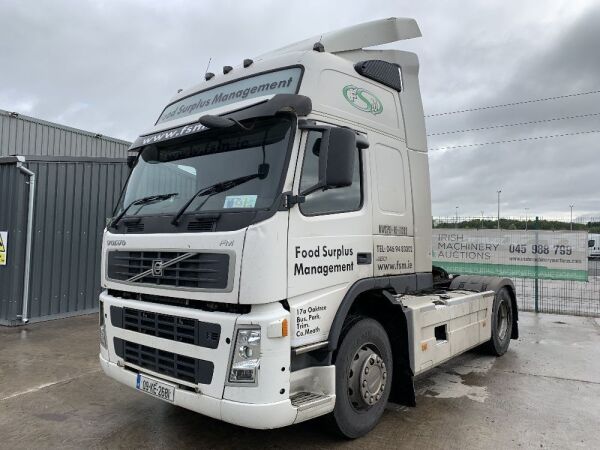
[357,252,372,265]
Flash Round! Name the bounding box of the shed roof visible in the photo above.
[0,109,131,158]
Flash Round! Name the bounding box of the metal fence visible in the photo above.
[433,217,600,318]
[513,260,600,317]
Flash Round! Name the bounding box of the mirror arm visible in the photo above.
[126,153,138,169]
[356,134,370,149]
[298,120,369,149]
[229,118,253,131]
[300,183,325,197]
[282,192,306,209]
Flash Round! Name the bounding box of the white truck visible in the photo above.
[99,18,518,438]
[589,233,600,259]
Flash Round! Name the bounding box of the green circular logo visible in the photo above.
[342,85,383,115]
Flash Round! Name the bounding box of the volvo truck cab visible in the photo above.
[99,18,518,438]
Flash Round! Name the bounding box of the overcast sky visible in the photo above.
[1,0,598,219]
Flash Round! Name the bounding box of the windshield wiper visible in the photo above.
[110,193,178,228]
[171,173,261,225]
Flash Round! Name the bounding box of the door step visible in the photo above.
[290,392,333,411]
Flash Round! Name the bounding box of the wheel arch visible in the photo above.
[327,276,426,407]
[327,274,431,353]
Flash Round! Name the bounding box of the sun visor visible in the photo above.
[129,94,312,151]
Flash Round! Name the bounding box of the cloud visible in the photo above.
[0,0,598,219]
[424,2,600,219]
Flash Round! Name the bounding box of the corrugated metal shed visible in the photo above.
[0,111,132,325]
[0,161,29,322]
[0,156,129,325]
[0,109,130,157]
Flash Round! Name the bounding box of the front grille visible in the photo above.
[107,251,229,290]
[114,338,214,385]
[110,306,221,348]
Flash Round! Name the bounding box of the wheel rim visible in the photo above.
[497,299,509,341]
[347,344,387,410]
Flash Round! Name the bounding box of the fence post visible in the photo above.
[534,216,539,313]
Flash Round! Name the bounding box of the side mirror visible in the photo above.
[199,114,235,129]
[301,127,365,196]
[127,154,137,169]
[257,163,270,179]
[322,127,356,189]
[589,240,595,248]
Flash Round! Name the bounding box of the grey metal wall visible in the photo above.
[0,162,29,323]
[0,157,130,325]
[0,109,130,158]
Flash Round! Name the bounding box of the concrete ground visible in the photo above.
[1,312,599,450]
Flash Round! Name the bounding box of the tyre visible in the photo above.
[331,317,393,438]
[485,287,513,356]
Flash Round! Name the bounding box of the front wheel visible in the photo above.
[485,287,513,356]
[331,317,393,438]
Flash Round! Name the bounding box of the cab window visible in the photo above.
[299,130,362,216]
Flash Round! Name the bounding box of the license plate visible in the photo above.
[136,374,175,403]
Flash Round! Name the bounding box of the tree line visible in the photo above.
[434,218,600,233]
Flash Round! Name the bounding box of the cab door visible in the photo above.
[286,125,372,347]
[369,137,415,277]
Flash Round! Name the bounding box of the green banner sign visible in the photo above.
[432,229,589,282]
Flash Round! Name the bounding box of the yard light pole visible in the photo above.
[525,207,529,231]
[481,210,484,229]
[455,206,459,225]
[497,189,502,230]
[570,204,574,231]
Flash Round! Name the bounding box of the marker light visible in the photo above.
[282,319,288,337]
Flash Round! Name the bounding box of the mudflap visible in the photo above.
[389,364,416,407]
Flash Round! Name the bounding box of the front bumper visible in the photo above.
[100,290,336,428]
[100,354,299,429]
[99,290,307,428]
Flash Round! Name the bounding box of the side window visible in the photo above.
[299,130,362,215]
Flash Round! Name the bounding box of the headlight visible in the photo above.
[99,300,107,349]
[228,328,261,384]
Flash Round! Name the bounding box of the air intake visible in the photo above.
[187,219,217,232]
[125,221,145,233]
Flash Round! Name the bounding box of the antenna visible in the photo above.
[204,57,212,75]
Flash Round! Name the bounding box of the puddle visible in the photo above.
[419,356,495,403]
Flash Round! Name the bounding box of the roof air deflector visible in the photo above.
[257,17,421,58]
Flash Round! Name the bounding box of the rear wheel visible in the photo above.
[331,317,393,438]
[485,287,513,356]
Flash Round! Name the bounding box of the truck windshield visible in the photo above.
[115,116,293,218]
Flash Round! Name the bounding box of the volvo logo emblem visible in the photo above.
[152,259,164,277]
[107,240,126,246]
[126,252,195,284]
